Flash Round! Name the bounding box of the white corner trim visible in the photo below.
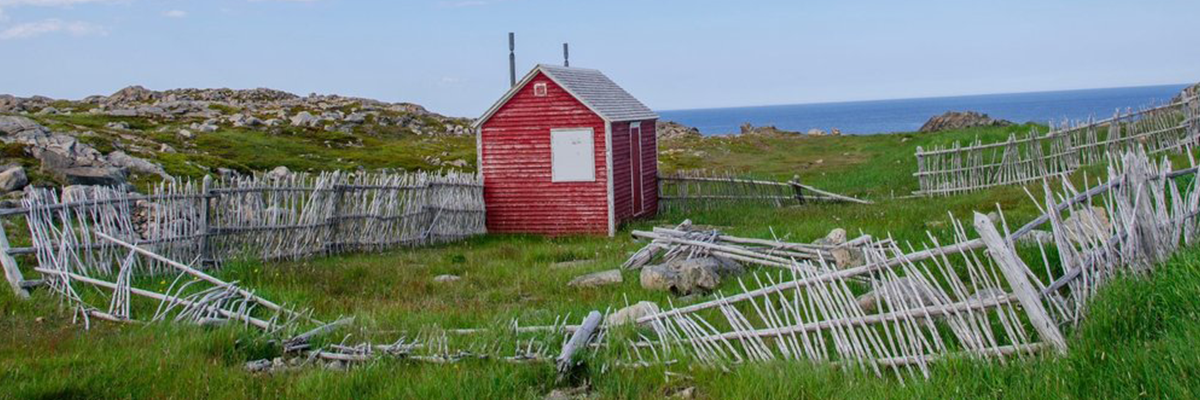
[605,120,615,237]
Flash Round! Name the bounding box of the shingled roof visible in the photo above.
[474,64,658,128]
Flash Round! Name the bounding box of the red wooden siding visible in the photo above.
[635,120,659,218]
[611,121,633,222]
[479,72,610,235]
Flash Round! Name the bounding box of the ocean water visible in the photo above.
[657,84,1191,136]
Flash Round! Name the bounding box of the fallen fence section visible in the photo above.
[1,170,485,293]
[623,148,1200,381]
[658,172,871,213]
[913,85,1200,196]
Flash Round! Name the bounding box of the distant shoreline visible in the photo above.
[658,83,1191,136]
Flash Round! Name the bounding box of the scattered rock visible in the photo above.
[245,359,273,373]
[668,387,697,399]
[740,123,793,136]
[640,257,740,295]
[919,111,1013,133]
[966,287,1009,303]
[656,121,702,140]
[813,228,847,246]
[550,259,593,269]
[266,166,291,180]
[177,129,194,139]
[35,107,59,115]
[106,150,170,179]
[857,277,940,314]
[568,269,623,288]
[1017,230,1054,245]
[324,360,347,371]
[433,274,461,283]
[605,301,660,327]
[105,121,131,130]
[0,166,28,193]
[986,211,1002,224]
[59,167,127,187]
[1062,206,1112,243]
[290,111,320,127]
[807,128,828,136]
[0,115,47,136]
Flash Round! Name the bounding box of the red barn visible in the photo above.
[473,64,659,236]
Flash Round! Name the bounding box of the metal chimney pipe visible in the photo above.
[563,43,569,67]
[508,32,516,88]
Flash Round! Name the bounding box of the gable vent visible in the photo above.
[534,82,548,97]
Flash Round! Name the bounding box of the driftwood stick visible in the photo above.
[556,311,602,376]
[789,182,873,204]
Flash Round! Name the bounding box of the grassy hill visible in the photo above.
[2,119,1199,399]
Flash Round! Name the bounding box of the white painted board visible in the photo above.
[551,128,595,182]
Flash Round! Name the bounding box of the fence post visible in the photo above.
[789,175,806,205]
[326,178,345,255]
[198,175,212,265]
[973,212,1067,354]
[0,222,29,299]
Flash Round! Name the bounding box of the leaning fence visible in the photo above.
[913,85,1200,196]
[618,149,1200,380]
[1,170,485,296]
[658,171,871,213]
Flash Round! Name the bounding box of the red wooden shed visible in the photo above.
[473,64,659,236]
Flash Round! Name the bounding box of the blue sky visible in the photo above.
[0,0,1197,117]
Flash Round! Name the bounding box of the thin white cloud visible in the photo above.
[0,0,125,6]
[0,18,107,39]
[162,9,185,18]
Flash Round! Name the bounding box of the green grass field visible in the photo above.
[2,124,1199,399]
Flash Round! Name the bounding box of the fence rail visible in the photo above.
[913,86,1200,196]
[658,172,870,213]
[0,170,485,292]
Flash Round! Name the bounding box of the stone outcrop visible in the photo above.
[640,256,744,295]
[919,111,1013,133]
[656,121,701,140]
[0,116,164,187]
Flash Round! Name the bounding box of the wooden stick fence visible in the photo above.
[658,171,871,213]
[914,85,1200,196]
[619,148,1200,380]
[0,170,485,293]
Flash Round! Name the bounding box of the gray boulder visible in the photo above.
[605,301,660,327]
[59,167,127,187]
[567,269,623,288]
[0,166,28,193]
[266,166,291,180]
[106,151,170,179]
[0,115,48,136]
[856,277,941,314]
[1062,206,1112,243]
[640,257,739,295]
[290,111,320,127]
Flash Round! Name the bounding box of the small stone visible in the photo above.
[856,277,938,314]
[550,259,593,269]
[568,269,623,288]
[105,121,131,130]
[1017,230,1054,245]
[433,274,461,283]
[986,211,1001,224]
[178,129,194,139]
[324,360,347,371]
[605,301,660,327]
[266,166,291,180]
[814,228,847,246]
[245,359,272,373]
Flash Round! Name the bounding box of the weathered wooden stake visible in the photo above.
[556,310,602,377]
[0,223,29,299]
[973,212,1067,354]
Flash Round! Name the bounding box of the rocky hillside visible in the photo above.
[0,86,477,201]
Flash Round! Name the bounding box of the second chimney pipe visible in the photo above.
[508,32,516,88]
[563,43,569,67]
